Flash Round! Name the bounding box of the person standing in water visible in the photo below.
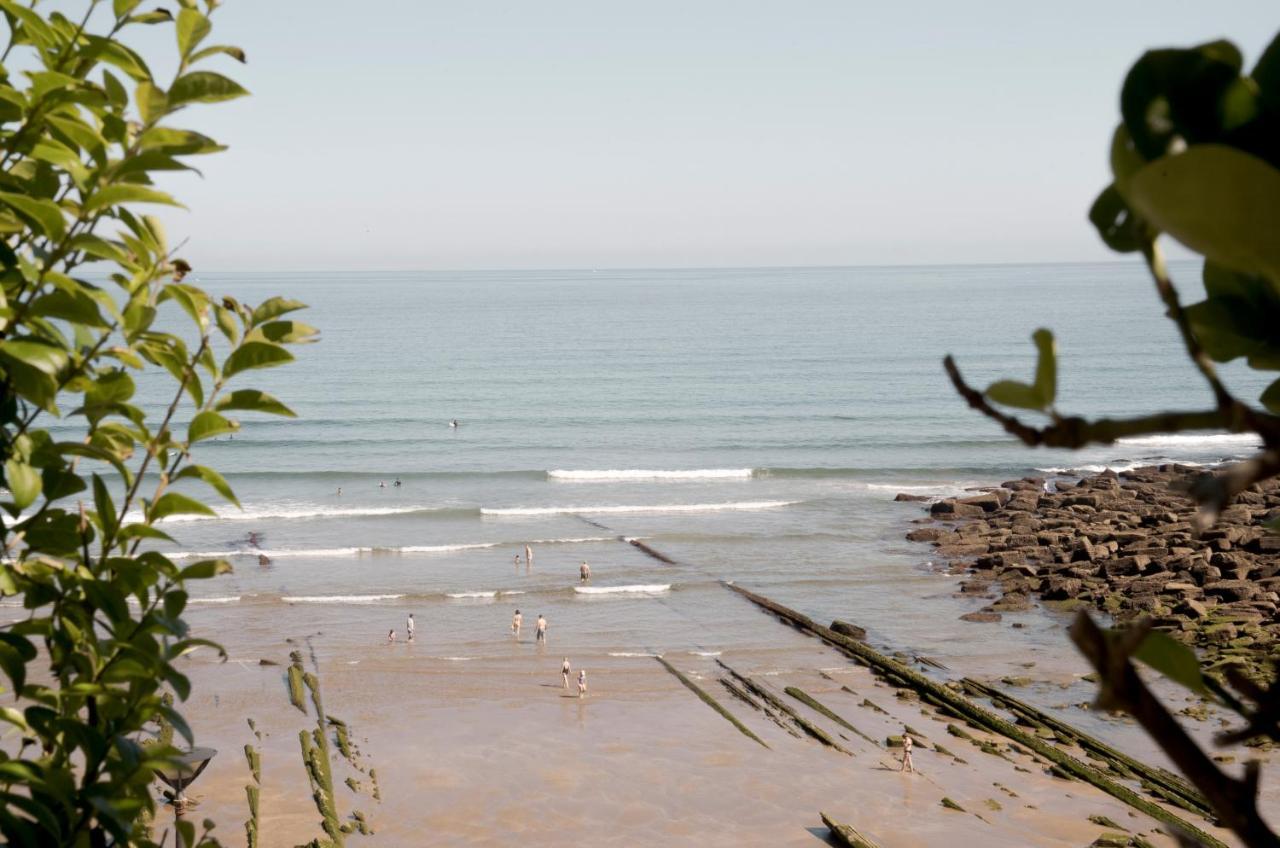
[387,629,396,644]
[514,553,521,569]
[535,614,547,643]
[579,561,591,583]
[524,544,533,569]
[561,657,572,689]
[406,613,415,642]
[337,487,342,496]
[577,669,587,699]
[900,728,914,773]
[511,609,522,638]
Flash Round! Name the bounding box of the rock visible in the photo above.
[905,527,948,543]
[1205,580,1260,602]
[958,492,1008,512]
[894,492,932,502]
[960,612,1002,623]
[830,620,867,641]
[931,500,987,519]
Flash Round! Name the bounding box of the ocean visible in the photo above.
[105,261,1267,679]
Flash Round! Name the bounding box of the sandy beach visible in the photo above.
[168,564,1260,847]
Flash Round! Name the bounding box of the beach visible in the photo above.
[58,262,1274,845]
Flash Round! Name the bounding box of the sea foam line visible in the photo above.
[282,594,405,604]
[1114,432,1261,449]
[548,468,753,481]
[167,543,501,559]
[575,584,670,595]
[482,501,797,516]
[130,505,466,524]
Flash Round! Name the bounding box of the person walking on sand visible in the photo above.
[406,613,415,642]
[535,614,547,643]
[900,728,914,773]
[579,561,591,583]
[511,609,522,637]
[577,669,587,699]
[524,544,533,569]
[562,657,572,689]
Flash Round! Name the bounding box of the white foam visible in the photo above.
[440,656,475,662]
[608,651,659,657]
[1115,432,1261,449]
[482,501,796,516]
[690,650,722,657]
[282,594,404,604]
[168,543,498,559]
[575,584,671,595]
[188,596,241,604]
[132,505,457,524]
[549,468,753,481]
[528,536,614,545]
[501,590,526,596]
[445,591,497,599]
[1036,460,1206,475]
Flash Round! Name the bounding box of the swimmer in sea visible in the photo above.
[579,561,591,583]
[514,553,521,569]
[337,487,342,496]
[562,657,572,689]
[387,629,396,644]
[512,609,522,637]
[394,478,401,487]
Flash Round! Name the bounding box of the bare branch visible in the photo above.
[1069,612,1280,848]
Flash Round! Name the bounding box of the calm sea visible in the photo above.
[97,261,1268,678]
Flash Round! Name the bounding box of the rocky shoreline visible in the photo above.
[901,464,1280,682]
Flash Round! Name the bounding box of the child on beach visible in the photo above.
[512,609,522,637]
[577,669,587,698]
[387,629,396,643]
[562,657,572,689]
[900,728,914,773]
[536,614,547,643]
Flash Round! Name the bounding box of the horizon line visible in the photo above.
[185,256,1200,275]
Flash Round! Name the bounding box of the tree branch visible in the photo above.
[1069,612,1280,848]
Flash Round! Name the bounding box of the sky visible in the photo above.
[108,1,1278,270]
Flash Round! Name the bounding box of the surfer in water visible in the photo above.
[579,561,591,583]
[449,419,459,429]
[562,657,572,689]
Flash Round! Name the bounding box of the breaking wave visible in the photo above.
[481,501,797,516]
[549,468,753,481]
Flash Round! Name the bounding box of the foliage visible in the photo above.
[946,29,1280,848]
[0,2,315,845]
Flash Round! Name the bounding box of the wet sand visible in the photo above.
[172,602,1246,848]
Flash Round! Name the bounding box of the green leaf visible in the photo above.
[149,492,216,522]
[179,559,233,580]
[246,320,319,344]
[222,341,294,380]
[0,338,69,376]
[176,8,211,56]
[1123,145,1280,283]
[1088,184,1145,253]
[4,460,42,510]
[168,71,248,106]
[984,380,1044,411]
[190,44,247,64]
[1031,328,1056,408]
[83,185,183,214]
[173,465,239,506]
[0,191,67,241]
[250,296,307,327]
[1132,630,1207,695]
[215,389,296,417]
[93,474,119,542]
[1262,378,1280,414]
[187,410,238,444]
[135,81,167,123]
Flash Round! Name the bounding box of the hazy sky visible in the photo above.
[128,2,1275,270]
